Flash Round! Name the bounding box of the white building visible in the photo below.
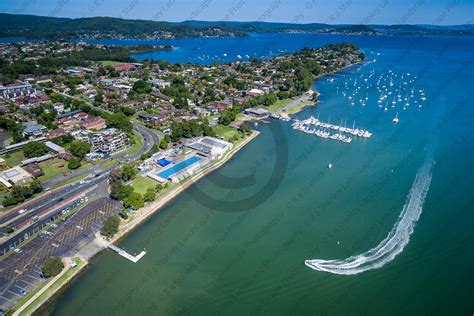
[187,137,233,160]
[0,166,33,188]
[73,128,128,154]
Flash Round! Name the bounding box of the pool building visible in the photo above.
[142,137,233,184]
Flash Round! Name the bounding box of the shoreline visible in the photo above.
[19,130,260,314]
[110,130,260,244]
[12,61,362,314]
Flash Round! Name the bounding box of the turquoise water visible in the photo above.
[44,34,473,315]
[158,156,201,179]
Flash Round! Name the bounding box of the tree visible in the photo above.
[69,141,91,158]
[2,196,17,207]
[2,180,42,207]
[110,183,133,200]
[143,188,156,202]
[3,226,14,234]
[121,163,136,182]
[108,169,123,185]
[132,80,151,94]
[68,158,81,169]
[159,138,168,149]
[41,257,64,278]
[106,112,133,133]
[100,215,120,238]
[123,192,144,209]
[238,124,252,135]
[23,141,48,158]
[172,96,188,109]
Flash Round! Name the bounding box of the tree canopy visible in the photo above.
[41,257,64,278]
[23,141,48,158]
[100,215,120,238]
[69,141,91,158]
[106,112,133,133]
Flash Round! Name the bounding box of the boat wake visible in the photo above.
[305,158,434,275]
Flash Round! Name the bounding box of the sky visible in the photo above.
[0,0,472,25]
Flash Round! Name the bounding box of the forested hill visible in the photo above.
[0,13,246,39]
[0,13,472,39]
[182,20,474,36]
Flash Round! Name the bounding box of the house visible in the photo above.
[152,91,174,103]
[23,164,44,177]
[137,113,165,125]
[22,121,47,139]
[149,79,171,89]
[82,117,106,130]
[47,128,66,139]
[111,64,135,72]
[247,88,265,97]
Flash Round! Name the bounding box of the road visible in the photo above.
[0,122,158,312]
[0,124,158,254]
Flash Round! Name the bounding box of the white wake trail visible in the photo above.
[305,158,434,275]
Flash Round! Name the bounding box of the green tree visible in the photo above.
[132,80,152,94]
[110,183,133,200]
[23,141,48,158]
[123,192,144,209]
[68,158,81,169]
[69,141,91,158]
[121,163,136,182]
[100,215,120,238]
[3,226,14,234]
[41,257,64,278]
[143,188,156,202]
[159,138,168,149]
[106,112,133,133]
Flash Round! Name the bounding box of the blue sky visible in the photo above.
[0,0,472,25]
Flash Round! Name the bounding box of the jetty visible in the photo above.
[108,244,147,263]
[292,116,372,143]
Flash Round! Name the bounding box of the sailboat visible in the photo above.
[393,112,399,123]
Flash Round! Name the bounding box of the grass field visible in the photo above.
[120,131,143,156]
[285,100,315,114]
[132,176,157,195]
[265,98,292,113]
[213,124,240,142]
[96,60,127,66]
[2,150,24,167]
[38,158,68,181]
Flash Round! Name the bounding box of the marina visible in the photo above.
[291,116,372,143]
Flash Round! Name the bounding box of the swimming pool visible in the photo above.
[157,156,201,179]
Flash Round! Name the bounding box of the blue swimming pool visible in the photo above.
[157,156,201,179]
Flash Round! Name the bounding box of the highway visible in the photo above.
[0,124,159,254]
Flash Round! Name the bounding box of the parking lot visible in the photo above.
[0,197,121,311]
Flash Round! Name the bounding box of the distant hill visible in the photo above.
[0,13,245,39]
[0,13,472,39]
[182,20,473,36]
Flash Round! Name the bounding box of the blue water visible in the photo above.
[29,33,473,315]
[158,156,201,179]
